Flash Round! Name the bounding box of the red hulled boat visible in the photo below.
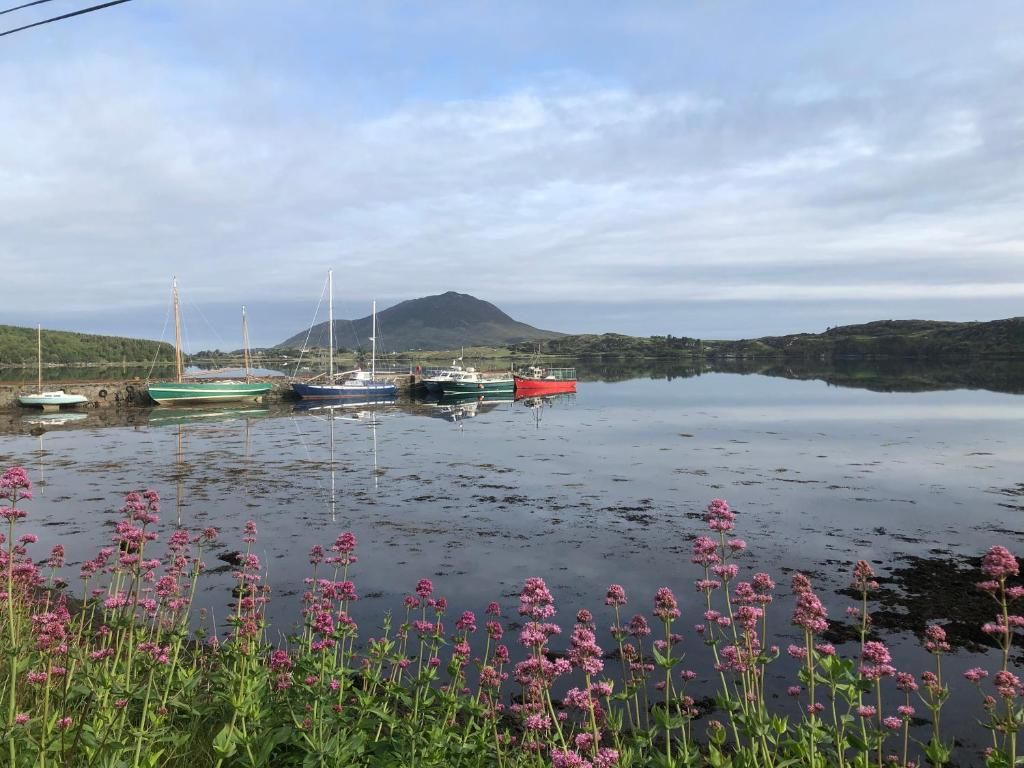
[513,366,577,395]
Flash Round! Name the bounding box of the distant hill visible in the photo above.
[511,318,1024,360]
[277,292,565,351]
[0,325,175,366]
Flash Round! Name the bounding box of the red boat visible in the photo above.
[513,366,577,395]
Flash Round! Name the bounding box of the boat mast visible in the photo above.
[370,300,377,380]
[36,323,41,394]
[172,278,184,384]
[328,269,334,381]
[242,306,252,382]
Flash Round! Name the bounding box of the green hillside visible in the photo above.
[278,292,564,351]
[511,318,1024,360]
[0,325,175,366]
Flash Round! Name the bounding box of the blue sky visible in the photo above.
[1,1,1022,349]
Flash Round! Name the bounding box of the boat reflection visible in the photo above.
[292,398,393,520]
[515,392,576,429]
[427,393,513,424]
[21,412,89,427]
[146,405,270,427]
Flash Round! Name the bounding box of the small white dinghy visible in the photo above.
[19,391,89,409]
[18,325,89,411]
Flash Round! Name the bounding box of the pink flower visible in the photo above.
[705,498,735,532]
[851,560,879,592]
[964,667,989,683]
[605,584,627,606]
[56,717,72,731]
[787,685,801,697]
[653,587,680,621]
[981,545,1019,579]
[415,578,434,598]
[518,577,556,621]
[14,713,29,725]
[924,624,951,653]
[882,716,901,730]
[791,575,828,634]
[857,705,877,718]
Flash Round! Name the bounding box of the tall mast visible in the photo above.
[370,300,377,380]
[328,269,334,380]
[172,278,183,383]
[242,306,252,382]
[36,323,42,394]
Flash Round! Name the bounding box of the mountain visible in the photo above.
[276,292,565,351]
[511,318,1024,360]
[0,325,175,365]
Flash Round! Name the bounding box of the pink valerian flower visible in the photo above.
[981,545,1019,579]
[851,560,880,592]
[896,672,918,692]
[14,713,29,725]
[328,532,357,566]
[653,587,680,621]
[627,614,651,638]
[518,577,556,621]
[415,578,433,599]
[486,601,501,616]
[791,574,828,634]
[568,626,604,675]
[964,667,989,683]
[455,611,477,633]
[309,545,324,566]
[485,620,503,641]
[897,704,915,717]
[56,717,73,731]
[576,609,593,625]
[857,705,877,718]
[605,584,627,606]
[787,685,801,697]
[0,466,33,503]
[993,670,1023,699]
[924,624,951,653]
[705,498,735,532]
[696,579,721,593]
[551,748,592,768]
[18,533,38,545]
[692,536,720,568]
[882,716,901,730]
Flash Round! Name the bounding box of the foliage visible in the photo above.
[513,318,1024,361]
[0,325,174,366]
[1,467,1022,767]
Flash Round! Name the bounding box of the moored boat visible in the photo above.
[18,325,89,410]
[292,272,398,400]
[148,282,272,405]
[439,370,514,396]
[513,366,577,395]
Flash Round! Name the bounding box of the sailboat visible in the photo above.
[292,271,398,400]
[18,325,89,410]
[147,279,273,405]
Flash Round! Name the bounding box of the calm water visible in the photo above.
[2,368,1022,759]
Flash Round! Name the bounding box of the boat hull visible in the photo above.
[513,376,577,395]
[440,379,514,395]
[147,382,272,405]
[292,382,398,400]
[18,391,89,409]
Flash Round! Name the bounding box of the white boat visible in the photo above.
[18,325,89,410]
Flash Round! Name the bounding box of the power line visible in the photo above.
[0,0,131,37]
[1,1,61,17]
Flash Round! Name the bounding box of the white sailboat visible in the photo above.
[18,325,89,410]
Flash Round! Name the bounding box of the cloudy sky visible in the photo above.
[1,1,1022,349]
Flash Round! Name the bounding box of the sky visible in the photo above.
[0,1,1022,349]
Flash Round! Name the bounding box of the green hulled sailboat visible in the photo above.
[147,281,272,406]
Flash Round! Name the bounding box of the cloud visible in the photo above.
[0,2,1021,346]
